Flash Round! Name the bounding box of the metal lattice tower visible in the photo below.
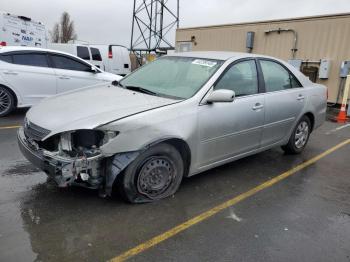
[130,0,179,59]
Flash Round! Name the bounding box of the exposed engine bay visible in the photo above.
[18,122,136,196]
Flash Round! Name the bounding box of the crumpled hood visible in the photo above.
[26,84,177,137]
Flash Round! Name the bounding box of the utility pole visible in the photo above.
[130,0,180,64]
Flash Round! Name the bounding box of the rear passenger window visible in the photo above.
[0,55,13,63]
[90,48,102,61]
[260,60,302,92]
[214,60,258,97]
[50,55,92,72]
[12,53,48,67]
[77,46,90,60]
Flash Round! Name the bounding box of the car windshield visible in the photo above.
[120,56,224,99]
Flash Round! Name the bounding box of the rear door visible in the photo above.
[258,59,306,147]
[110,46,130,76]
[49,53,106,93]
[0,51,56,105]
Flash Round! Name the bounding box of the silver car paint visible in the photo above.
[20,51,327,181]
[98,53,326,175]
[26,82,178,138]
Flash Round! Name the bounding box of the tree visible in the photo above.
[50,11,77,43]
[50,23,60,43]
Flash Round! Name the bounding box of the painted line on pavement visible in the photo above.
[109,139,350,262]
[0,125,21,130]
[326,123,350,135]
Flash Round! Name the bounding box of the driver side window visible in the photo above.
[50,54,92,72]
[214,60,258,97]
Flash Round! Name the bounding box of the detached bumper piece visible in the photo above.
[17,128,103,189]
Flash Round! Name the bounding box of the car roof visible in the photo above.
[167,51,275,61]
[166,51,313,86]
[0,46,77,57]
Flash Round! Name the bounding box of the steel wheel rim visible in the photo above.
[137,156,176,199]
[0,89,11,115]
[295,121,309,149]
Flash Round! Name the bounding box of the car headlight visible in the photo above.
[71,130,105,149]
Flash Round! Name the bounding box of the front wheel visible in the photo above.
[116,143,184,203]
[282,116,311,154]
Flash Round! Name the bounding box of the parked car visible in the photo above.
[0,12,47,47]
[0,46,122,116]
[48,43,104,69]
[48,43,131,76]
[91,44,131,76]
[18,52,327,203]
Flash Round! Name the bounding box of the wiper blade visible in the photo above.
[125,85,158,96]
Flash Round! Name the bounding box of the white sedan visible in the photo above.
[0,46,122,116]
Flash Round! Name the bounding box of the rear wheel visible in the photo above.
[0,86,15,117]
[116,143,184,203]
[282,115,311,154]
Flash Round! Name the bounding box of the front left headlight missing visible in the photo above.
[71,130,106,149]
[43,129,119,157]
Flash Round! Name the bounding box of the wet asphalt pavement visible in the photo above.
[0,110,350,262]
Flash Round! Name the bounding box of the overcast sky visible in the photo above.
[1,0,350,48]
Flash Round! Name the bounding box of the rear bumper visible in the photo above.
[17,127,103,188]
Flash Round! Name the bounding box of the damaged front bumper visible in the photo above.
[17,127,103,189]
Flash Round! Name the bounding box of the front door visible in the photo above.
[49,53,105,94]
[197,59,265,168]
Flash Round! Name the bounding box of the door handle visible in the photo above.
[59,76,70,80]
[3,71,18,75]
[252,103,264,111]
[297,94,305,101]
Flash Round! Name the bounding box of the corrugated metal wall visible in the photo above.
[176,13,350,103]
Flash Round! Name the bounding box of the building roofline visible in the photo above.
[177,12,350,31]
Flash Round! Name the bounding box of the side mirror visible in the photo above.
[206,89,235,103]
[90,66,99,73]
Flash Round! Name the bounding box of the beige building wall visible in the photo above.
[176,13,350,103]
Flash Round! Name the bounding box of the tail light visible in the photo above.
[0,42,7,46]
[108,51,113,59]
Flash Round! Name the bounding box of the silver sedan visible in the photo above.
[18,52,327,203]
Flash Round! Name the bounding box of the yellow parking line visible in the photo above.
[0,125,21,130]
[109,138,350,262]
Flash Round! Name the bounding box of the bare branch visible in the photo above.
[49,23,60,43]
[51,11,77,43]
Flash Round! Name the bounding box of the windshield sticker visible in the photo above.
[192,59,217,67]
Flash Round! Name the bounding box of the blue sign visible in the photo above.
[22,35,33,42]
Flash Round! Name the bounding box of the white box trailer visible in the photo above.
[48,43,131,76]
[0,12,47,47]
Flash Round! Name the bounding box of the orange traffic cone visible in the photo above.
[336,104,348,123]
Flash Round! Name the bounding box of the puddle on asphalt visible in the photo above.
[2,161,40,176]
